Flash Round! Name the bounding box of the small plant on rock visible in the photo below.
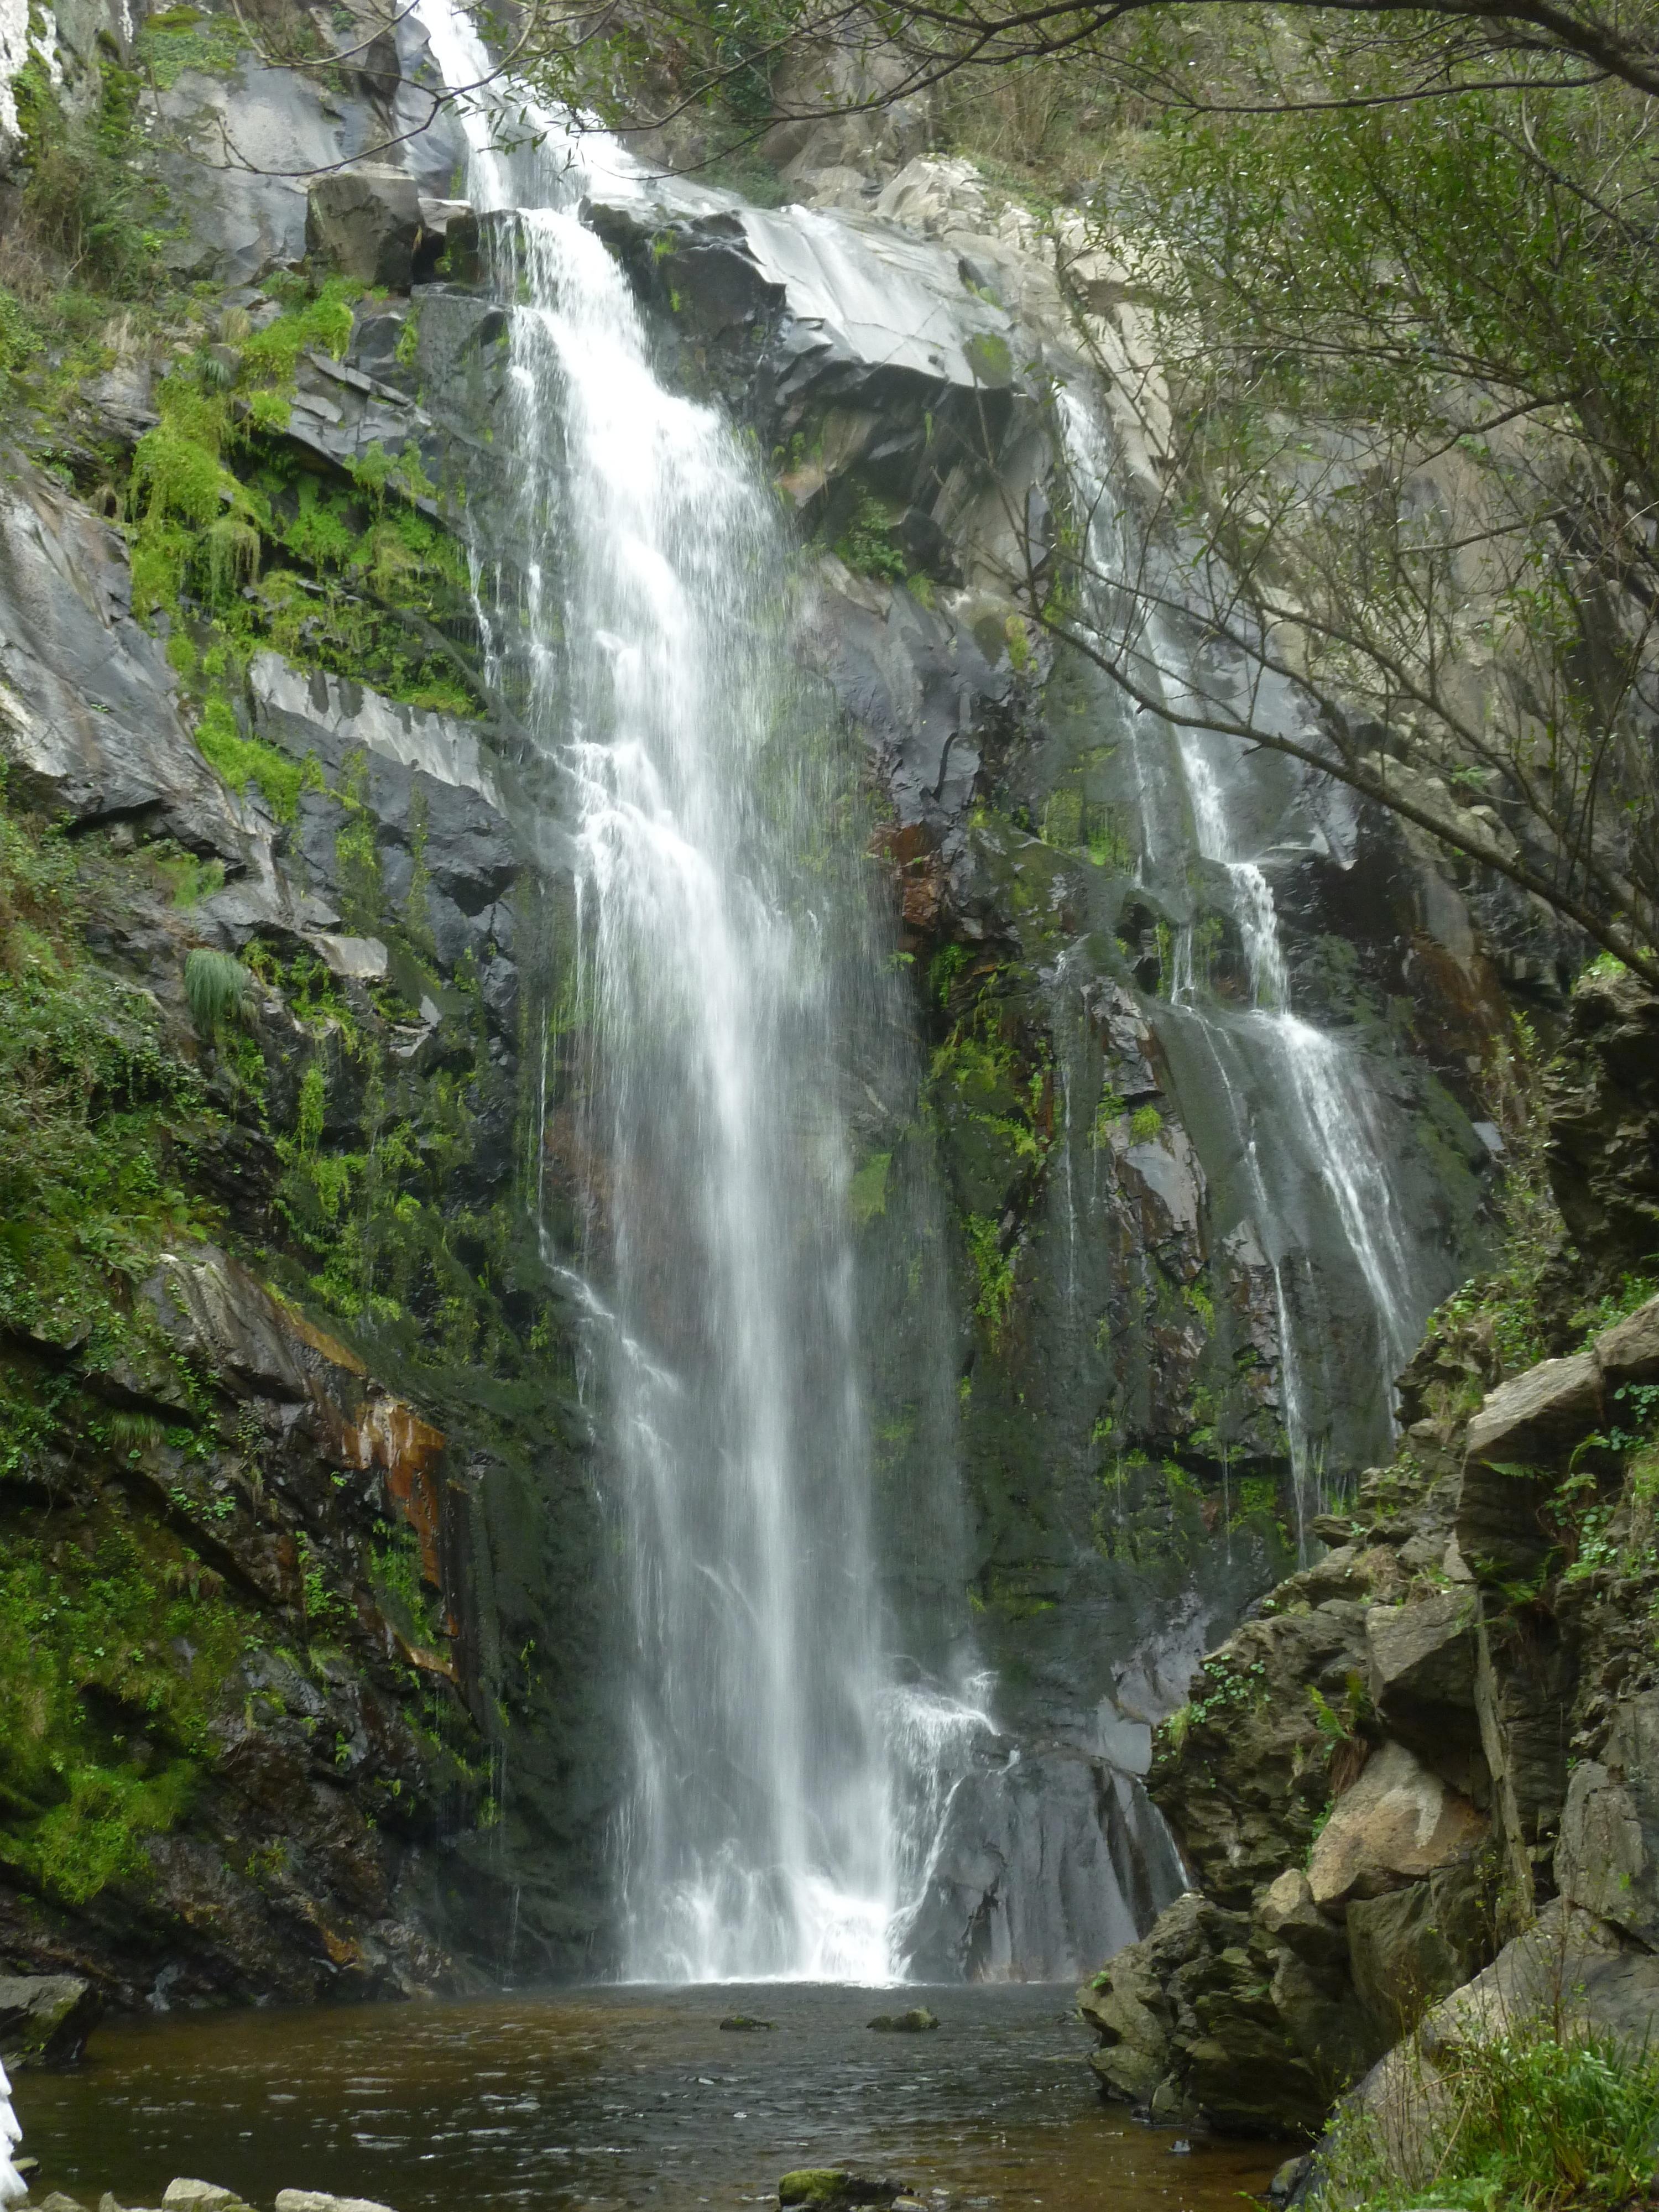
[182,946,253,1036]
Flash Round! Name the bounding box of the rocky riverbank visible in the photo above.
[1079,967,1659,2147]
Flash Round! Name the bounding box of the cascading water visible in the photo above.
[1056,384,1428,1535]
[406,0,1468,1986]
[416,0,904,1980]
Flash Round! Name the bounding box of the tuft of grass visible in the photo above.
[1323,2010,1659,2210]
[182,946,253,1035]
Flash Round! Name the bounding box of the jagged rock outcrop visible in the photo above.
[1079,1216,1659,2135]
[1545,968,1659,1288]
[0,0,1601,2013]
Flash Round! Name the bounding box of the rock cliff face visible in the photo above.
[1079,971,1659,2135]
[0,0,1574,2006]
[0,366,609,1992]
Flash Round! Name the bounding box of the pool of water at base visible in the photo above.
[13,1982,1281,2212]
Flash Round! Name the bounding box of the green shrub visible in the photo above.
[833,488,908,582]
[15,58,163,296]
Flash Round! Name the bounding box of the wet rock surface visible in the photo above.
[0,1978,101,2069]
[0,0,1635,2043]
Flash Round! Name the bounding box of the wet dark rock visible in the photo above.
[1081,1886,1358,2135]
[719,2013,774,2031]
[0,1973,102,2065]
[867,2006,938,2032]
[901,1740,1182,1981]
[247,653,520,1005]
[1266,2153,1312,2206]
[279,356,451,512]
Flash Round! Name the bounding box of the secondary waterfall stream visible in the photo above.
[1057,388,1428,1542]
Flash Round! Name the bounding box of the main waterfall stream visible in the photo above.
[416,0,928,1981]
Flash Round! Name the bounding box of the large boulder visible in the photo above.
[1307,1741,1487,1911]
[1456,1355,1601,1579]
[1079,1888,1210,2106]
[0,1974,101,2065]
[1463,1354,1603,1468]
[306,165,422,289]
[1595,1293,1659,1394]
[1347,1898,1659,2176]
[1365,1593,1481,1788]
[1081,1882,1374,2136]
[1345,1861,1490,2043]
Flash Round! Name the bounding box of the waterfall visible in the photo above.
[1056,385,1425,1533]
[408,0,1460,1984]
[0,2059,23,2206]
[416,0,901,1981]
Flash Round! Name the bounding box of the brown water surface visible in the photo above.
[14,1983,1279,2212]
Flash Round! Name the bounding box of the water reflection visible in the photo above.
[15,1984,1276,2212]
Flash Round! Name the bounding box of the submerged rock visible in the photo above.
[867,2006,938,2033]
[273,2193,398,2212]
[778,2174,908,2208]
[719,2013,774,2031]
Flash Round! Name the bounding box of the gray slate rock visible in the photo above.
[1595,1292,1659,1391]
[1463,1352,1603,1467]
[140,1246,310,1405]
[1556,1690,1659,1947]
[0,471,244,857]
[307,164,422,288]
